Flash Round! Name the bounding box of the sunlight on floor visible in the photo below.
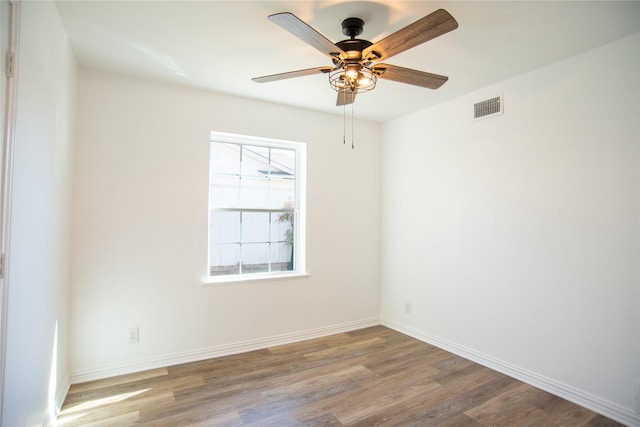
[56,388,150,425]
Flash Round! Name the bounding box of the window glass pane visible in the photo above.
[271,243,293,271]
[241,145,273,178]
[210,211,240,244]
[210,143,240,175]
[210,176,240,207]
[242,243,269,273]
[270,148,295,174]
[209,243,240,276]
[272,211,293,243]
[239,176,268,208]
[270,179,294,209]
[241,212,269,243]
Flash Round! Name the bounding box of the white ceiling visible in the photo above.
[54,1,640,123]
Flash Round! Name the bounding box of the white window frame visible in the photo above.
[204,131,307,285]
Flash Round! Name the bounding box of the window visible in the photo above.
[207,132,306,281]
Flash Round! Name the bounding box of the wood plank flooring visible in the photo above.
[58,326,623,426]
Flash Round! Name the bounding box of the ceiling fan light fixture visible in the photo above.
[345,64,360,79]
[329,66,376,93]
[357,73,372,86]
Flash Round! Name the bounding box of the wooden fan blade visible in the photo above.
[336,89,357,106]
[363,9,458,62]
[373,64,448,89]
[269,12,345,59]
[253,66,333,83]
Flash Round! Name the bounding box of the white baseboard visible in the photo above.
[69,317,379,384]
[381,317,640,427]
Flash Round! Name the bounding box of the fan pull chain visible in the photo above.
[351,98,355,149]
[343,97,346,145]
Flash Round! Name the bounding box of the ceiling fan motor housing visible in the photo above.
[335,39,372,56]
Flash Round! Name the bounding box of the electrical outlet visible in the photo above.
[405,303,412,314]
[128,327,139,344]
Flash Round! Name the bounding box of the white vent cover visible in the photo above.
[474,96,503,120]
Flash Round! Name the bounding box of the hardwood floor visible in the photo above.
[58,326,623,426]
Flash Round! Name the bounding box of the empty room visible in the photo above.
[0,0,639,426]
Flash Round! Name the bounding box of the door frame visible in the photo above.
[0,0,19,423]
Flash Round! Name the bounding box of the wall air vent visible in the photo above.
[474,95,503,120]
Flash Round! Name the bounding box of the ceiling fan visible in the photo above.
[253,9,459,106]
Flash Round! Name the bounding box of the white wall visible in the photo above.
[381,33,640,425]
[70,70,381,379]
[2,2,76,426]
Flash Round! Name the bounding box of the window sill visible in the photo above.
[202,271,310,286]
